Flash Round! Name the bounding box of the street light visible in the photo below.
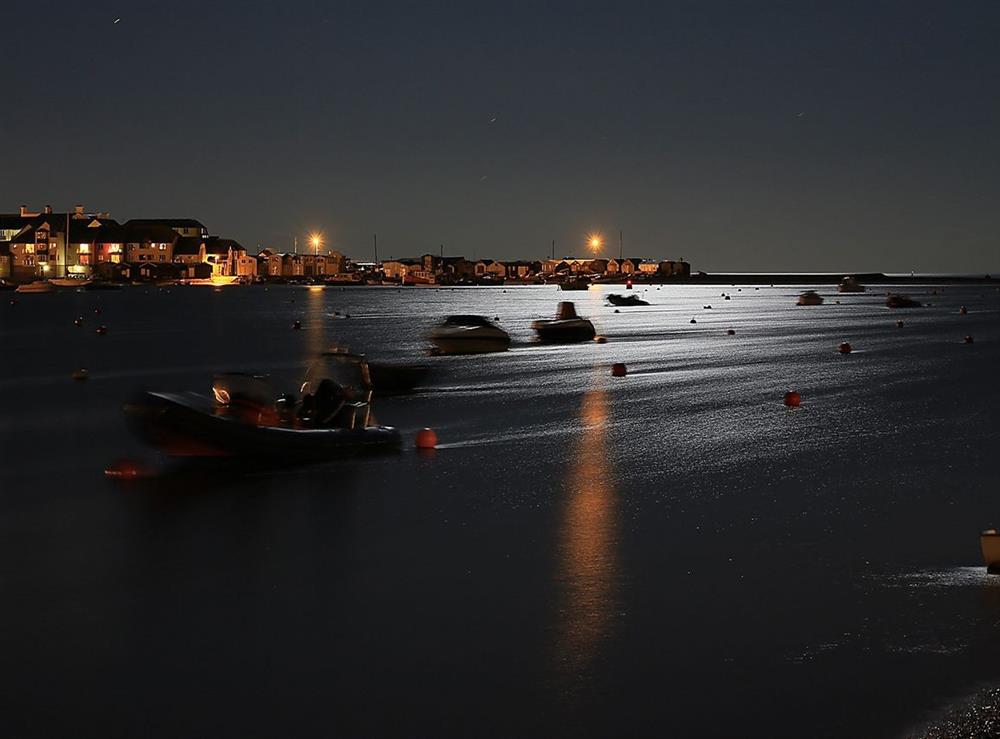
[587,232,603,253]
[309,232,323,255]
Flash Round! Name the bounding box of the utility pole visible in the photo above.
[373,234,378,264]
[293,236,297,255]
[619,230,623,261]
[551,239,555,260]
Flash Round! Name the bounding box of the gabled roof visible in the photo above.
[124,218,206,231]
[203,237,244,255]
[125,223,179,243]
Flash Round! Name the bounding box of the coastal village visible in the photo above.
[0,204,690,286]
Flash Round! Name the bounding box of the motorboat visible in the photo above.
[559,277,591,291]
[886,293,921,308]
[124,351,401,461]
[428,315,511,354]
[532,301,596,343]
[607,293,649,307]
[14,280,54,294]
[982,529,1000,572]
[837,276,865,293]
[50,277,92,289]
[796,290,824,306]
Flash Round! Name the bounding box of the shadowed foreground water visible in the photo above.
[1,283,999,738]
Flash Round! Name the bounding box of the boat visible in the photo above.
[14,280,54,294]
[837,276,865,293]
[796,290,823,306]
[428,315,511,354]
[532,301,596,343]
[49,277,92,289]
[559,277,591,291]
[124,351,401,461]
[886,293,921,308]
[607,293,649,307]
[983,530,1000,572]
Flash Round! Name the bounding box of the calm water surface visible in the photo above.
[2,283,999,737]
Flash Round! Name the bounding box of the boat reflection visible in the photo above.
[553,386,620,681]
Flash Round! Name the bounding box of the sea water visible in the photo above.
[1,283,998,737]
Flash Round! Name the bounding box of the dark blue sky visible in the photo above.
[4,1,998,271]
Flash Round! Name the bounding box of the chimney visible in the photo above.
[74,204,84,216]
[20,205,28,217]
[44,204,52,214]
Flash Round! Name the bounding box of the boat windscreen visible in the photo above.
[300,352,371,397]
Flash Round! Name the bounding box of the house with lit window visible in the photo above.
[125,223,178,265]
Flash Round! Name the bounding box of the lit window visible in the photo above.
[78,244,90,254]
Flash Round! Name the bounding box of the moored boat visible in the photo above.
[837,276,865,293]
[559,277,591,291]
[15,280,54,293]
[532,301,596,343]
[607,293,649,306]
[49,277,93,289]
[428,315,511,354]
[796,290,823,306]
[124,351,401,461]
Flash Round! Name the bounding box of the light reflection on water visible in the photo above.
[553,383,620,684]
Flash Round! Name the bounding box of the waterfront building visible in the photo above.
[638,259,660,274]
[474,259,507,278]
[125,223,178,266]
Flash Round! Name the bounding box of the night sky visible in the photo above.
[4,1,998,272]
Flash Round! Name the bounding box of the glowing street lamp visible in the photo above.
[587,232,604,254]
[309,232,323,255]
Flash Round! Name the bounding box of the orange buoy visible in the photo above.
[959,306,968,315]
[611,363,628,377]
[71,369,89,381]
[838,342,852,354]
[292,320,302,330]
[726,329,736,335]
[964,335,974,344]
[415,427,438,449]
[95,325,108,335]
[594,336,607,344]
[74,317,84,327]
[784,391,801,407]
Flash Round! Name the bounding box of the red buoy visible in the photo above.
[964,335,974,344]
[838,342,852,354]
[784,391,801,407]
[95,325,108,335]
[611,363,628,377]
[415,428,438,449]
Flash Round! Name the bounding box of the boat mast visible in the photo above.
[619,230,623,261]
